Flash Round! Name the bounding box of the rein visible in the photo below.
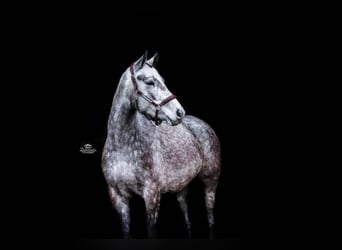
[129,64,177,125]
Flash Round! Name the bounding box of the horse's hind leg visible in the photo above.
[200,177,219,239]
[177,187,192,238]
[108,186,131,239]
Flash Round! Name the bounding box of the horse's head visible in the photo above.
[129,52,185,126]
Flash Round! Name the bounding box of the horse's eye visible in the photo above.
[145,80,154,86]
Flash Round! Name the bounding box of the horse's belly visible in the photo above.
[158,160,201,193]
[153,126,203,192]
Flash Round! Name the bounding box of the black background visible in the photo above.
[5,3,321,249]
[33,4,299,243]
[0,2,325,250]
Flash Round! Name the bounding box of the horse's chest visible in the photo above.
[102,149,147,195]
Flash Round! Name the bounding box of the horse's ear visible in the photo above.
[134,51,148,71]
[146,52,159,67]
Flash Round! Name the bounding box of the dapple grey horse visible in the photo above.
[102,52,221,238]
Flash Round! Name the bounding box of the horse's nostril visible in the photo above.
[176,109,184,118]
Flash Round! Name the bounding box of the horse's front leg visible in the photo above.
[143,189,161,238]
[177,186,192,238]
[108,186,131,239]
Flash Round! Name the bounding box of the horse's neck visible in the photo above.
[107,75,154,146]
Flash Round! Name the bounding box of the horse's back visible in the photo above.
[182,115,221,180]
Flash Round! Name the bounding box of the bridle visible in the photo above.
[129,64,177,125]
